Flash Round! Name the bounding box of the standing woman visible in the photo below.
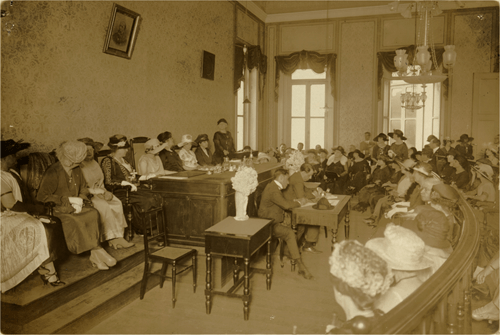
[37,141,116,270]
[101,135,162,235]
[194,134,213,166]
[212,118,236,164]
[78,138,134,250]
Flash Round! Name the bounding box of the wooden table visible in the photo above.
[292,195,351,251]
[151,163,282,247]
[204,217,273,320]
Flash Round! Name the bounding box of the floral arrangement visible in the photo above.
[285,149,305,175]
[329,240,393,298]
[231,166,259,196]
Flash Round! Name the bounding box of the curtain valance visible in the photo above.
[274,50,337,101]
[234,44,267,100]
[377,45,448,100]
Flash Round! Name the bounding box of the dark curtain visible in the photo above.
[274,50,337,101]
[234,44,267,100]
[377,45,448,100]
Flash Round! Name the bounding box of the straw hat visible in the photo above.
[313,197,335,210]
[178,134,194,147]
[144,138,168,155]
[365,224,434,271]
[413,162,433,176]
[474,163,494,182]
[408,208,452,249]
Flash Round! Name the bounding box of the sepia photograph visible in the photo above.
[0,0,498,334]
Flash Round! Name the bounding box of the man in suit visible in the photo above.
[283,163,322,254]
[258,168,313,279]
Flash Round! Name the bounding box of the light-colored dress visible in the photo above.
[138,154,165,176]
[179,148,198,169]
[80,160,127,242]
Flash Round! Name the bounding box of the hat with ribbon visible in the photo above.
[77,137,104,152]
[365,223,434,271]
[388,129,407,141]
[313,197,335,210]
[257,152,271,163]
[144,138,168,155]
[413,162,433,176]
[217,118,228,125]
[195,134,209,144]
[458,134,474,142]
[108,134,130,149]
[408,208,451,249]
[373,133,389,142]
[474,163,494,182]
[178,134,194,147]
[1,139,30,158]
[59,141,88,164]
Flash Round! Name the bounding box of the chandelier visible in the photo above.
[401,84,427,110]
[391,1,457,85]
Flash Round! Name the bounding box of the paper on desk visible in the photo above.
[302,199,339,207]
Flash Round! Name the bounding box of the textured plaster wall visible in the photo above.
[338,21,375,149]
[1,1,235,152]
[451,12,494,137]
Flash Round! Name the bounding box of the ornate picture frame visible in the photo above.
[201,51,215,80]
[103,3,141,60]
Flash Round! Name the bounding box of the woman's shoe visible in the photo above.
[109,237,135,250]
[472,302,499,322]
[90,252,109,270]
[296,260,314,280]
[40,273,66,287]
[363,217,377,227]
[95,248,117,267]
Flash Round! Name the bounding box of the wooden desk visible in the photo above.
[204,217,273,320]
[292,195,351,251]
[151,163,282,247]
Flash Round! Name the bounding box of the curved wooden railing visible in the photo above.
[370,195,482,334]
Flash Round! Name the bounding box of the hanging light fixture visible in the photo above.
[401,84,427,110]
[392,1,457,85]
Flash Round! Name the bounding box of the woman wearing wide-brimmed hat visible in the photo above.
[346,149,370,194]
[79,138,134,250]
[38,141,117,271]
[455,134,474,160]
[388,129,409,161]
[463,163,495,203]
[177,134,199,170]
[213,118,236,165]
[371,133,390,162]
[324,146,349,194]
[101,135,162,236]
[137,138,168,178]
[1,139,66,290]
[194,134,213,166]
[366,224,433,313]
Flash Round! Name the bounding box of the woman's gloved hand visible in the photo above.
[121,180,138,192]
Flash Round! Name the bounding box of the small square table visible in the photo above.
[204,217,273,320]
[292,195,351,251]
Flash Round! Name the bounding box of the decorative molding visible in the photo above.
[236,1,267,23]
[279,22,335,55]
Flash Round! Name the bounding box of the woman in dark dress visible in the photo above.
[324,147,349,194]
[194,134,213,166]
[371,133,390,163]
[212,118,236,164]
[455,134,474,160]
[347,150,370,193]
[37,141,116,271]
[101,135,162,234]
[157,131,184,172]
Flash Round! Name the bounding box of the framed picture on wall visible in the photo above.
[201,51,215,80]
[103,3,141,59]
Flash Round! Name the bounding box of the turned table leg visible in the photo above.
[205,253,212,314]
[243,258,250,320]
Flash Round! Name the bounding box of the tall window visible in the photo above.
[384,73,440,149]
[236,81,245,151]
[290,69,327,149]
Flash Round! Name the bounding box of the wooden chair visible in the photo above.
[139,206,197,308]
[129,136,150,172]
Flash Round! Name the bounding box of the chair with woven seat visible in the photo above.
[139,207,197,308]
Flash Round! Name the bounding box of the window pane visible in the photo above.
[291,69,326,80]
[390,120,401,132]
[292,85,306,117]
[405,108,417,118]
[390,87,402,119]
[310,84,325,117]
[310,118,324,149]
[291,118,305,149]
[237,82,244,116]
[433,118,440,137]
[405,119,416,149]
[237,116,244,151]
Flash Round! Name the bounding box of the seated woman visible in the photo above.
[445,155,470,189]
[194,134,213,166]
[1,139,65,290]
[346,149,370,194]
[366,224,433,313]
[326,240,393,332]
[137,138,169,178]
[473,250,499,322]
[157,131,184,172]
[463,163,496,204]
[177,134,199,170]
[37,141,116,271]
[101,135,162,235]
[354,156,392,212]
[78,138,134,250]
[325,147,349,194]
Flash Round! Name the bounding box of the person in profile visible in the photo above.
[112,20,128,46]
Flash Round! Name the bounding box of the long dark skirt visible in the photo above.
[112,187,163,233]
[55,207,100,254]
[41,220,68,264]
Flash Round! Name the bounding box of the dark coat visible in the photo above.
[258,181,300,224]
[195,147,213,166]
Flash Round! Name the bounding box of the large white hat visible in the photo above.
[144,138,167,155]
[178,134,194,147]
[365,224,434,271]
